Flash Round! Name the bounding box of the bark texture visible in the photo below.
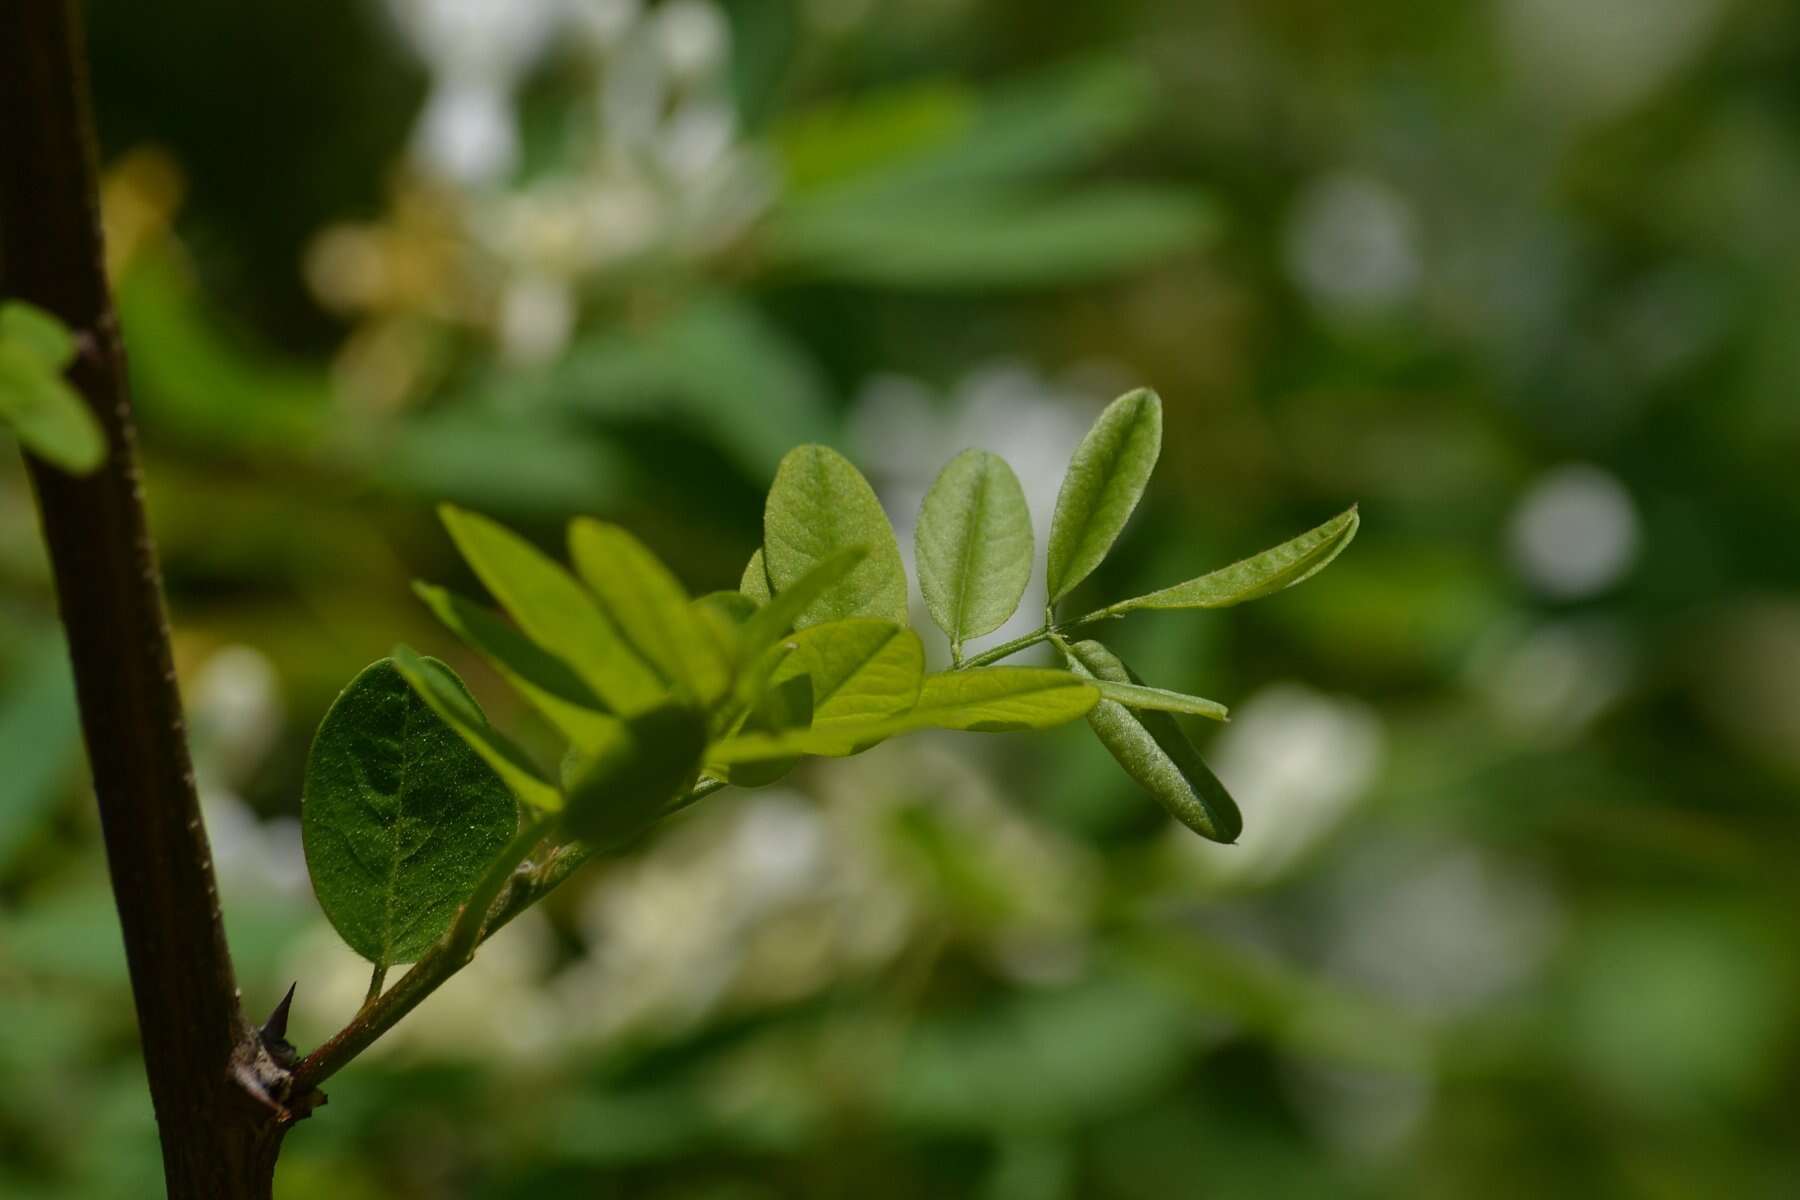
[0,2,298,1194]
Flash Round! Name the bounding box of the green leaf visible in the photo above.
[1091,679,1228,721]
[0,302,77,369]
[438,505,664,714]
[768,188,1216,291]
[916,450,1034,651]
[711,665,1095,762]
[0,342,106,473]
[722,673,813,789]
[412,583,620,754]
[769,619,925,729]
[740,546,868,662]
[568,519,729,704]
[563,704,709,848]
[764,444,908,626]
[301,658,520,967]
[390,645,562,812]
[1061,640,1240,843]
[1102,507,1361,614]
[740,548,773,603]
[1045,389,1162,605]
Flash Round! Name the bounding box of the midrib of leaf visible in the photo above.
[379,695,420,970]
[949,463,993,652]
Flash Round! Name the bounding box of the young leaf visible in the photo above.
[711,666,1096,761]
[0,342,106,473]
[0,301,77,369]
[438,505,664,714]
[568,519,729,704]
[740,546,868,663]
[769,618,924,728]
[301,658,519,967]
[764,444,908,626]
[391,644,562,811]
[1044,389,1162,605]
[1061,639,1241,843]
[1100,507,1361,614]
[1090,679,1228,721]
[740,548,773,603]
[722,673,813,789]
[915,449,1034,651]
[413,583,619,754]
[562,704,709,849]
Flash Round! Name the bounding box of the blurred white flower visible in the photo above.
[1285,173,1421,316]
[188,644,284,789]
[1323,840,1563,1020]
[284,911,562,1062]
[414,80,519,185]
[1183,683,1385,885]
[1499,0,1728,120]
[653,0,730,83]
[385,0,561,80]
[1507,463,1640,599]
[498,272,577,363]
[565,0,641,52]
[1470,617,1632,743]
[202,791,309,898]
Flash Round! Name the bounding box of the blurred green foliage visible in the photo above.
[6,0,1800,1196]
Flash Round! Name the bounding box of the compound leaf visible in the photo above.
[301,657,519,967]
[712,665,1095,761]
[769,618,924,729]
[563,704,708,849]
[569,519,729,704]
[438,505,664,714]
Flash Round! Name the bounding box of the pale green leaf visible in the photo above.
[1045,389,1162,605]
[438,505,664,714]
[916,449,1034,650]
[764,444,907,626]
[1103,507,1361,614]
[413,583,620,754]
[391,644,562,812]
[0,302,77,369]
[769,618,924,728]
[563,704,708,848]
[0,343,106,474]
[1062,640,1240,843]
[569,519,729,704]
[301,657,520,966]
[711,665,1095,762]
[740,548,773,603]
[741,546,867,662]
[722,673,813,789]
[1092,679,1228,721]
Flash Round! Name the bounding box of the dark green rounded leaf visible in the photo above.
[301,658,519,967]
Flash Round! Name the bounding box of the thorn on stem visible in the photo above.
[260,982,299,1066]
